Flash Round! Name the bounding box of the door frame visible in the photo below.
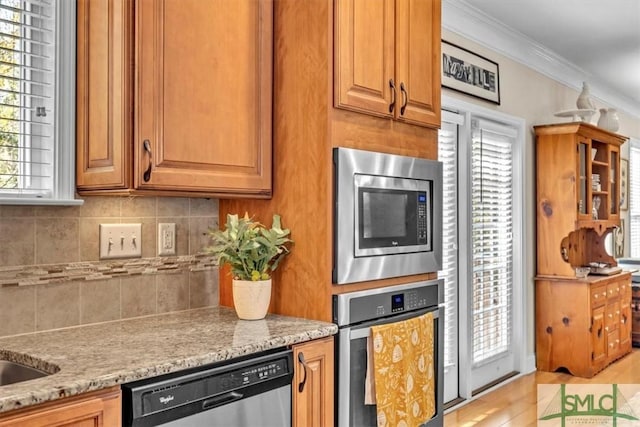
[442,95,529,403]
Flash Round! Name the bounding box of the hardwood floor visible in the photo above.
[443,349,640,426]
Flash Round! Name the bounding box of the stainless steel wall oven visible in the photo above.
[333,279,444,426]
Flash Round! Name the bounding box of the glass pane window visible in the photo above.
[471,119,515,367]
[629,143,640,257]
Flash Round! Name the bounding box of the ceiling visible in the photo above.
[444,0,640,114]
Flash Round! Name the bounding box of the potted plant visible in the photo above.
[207,213,293,320]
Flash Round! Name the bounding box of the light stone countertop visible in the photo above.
[0,307,338,414]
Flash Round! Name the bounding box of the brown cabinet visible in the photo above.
[220,0,441,323]
[536,275,632,378]
[77,0,273,199]
[0,387,121,426]
[292,337,334,427]
[334,0,441,128]
[535,122,631,378]
[535,123,627,278]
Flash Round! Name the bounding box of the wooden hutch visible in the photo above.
[535,122,632,378]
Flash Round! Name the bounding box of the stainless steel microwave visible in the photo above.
[333,147,443,284]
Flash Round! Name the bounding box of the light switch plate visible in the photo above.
[158,223,176,256]
[99,223,142,259]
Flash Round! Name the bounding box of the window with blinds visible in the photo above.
[438,119,459,374]
[0,0,78,204]
[471,119,514,367]
[630,142,640,257]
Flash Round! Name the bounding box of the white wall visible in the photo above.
[442,28,640,358]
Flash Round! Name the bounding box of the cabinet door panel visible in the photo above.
[591,306,606,364]
[136,0,272,196]
[292,337,334,427]
[334,0,394,118]
[395,0,440,127]
[76,0,133,190]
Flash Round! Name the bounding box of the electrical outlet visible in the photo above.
[99,223,142,260]
[158,223,176,256]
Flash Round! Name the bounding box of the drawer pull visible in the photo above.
[298,352,309,393]
[388,79,396,113]
[400,82,408,115]
[143,139,153,182]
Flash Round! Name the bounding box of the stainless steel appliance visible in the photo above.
[333,279,444,427]
[333,147,443,284]
[122,349,293,427]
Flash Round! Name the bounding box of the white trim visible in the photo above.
[54,0,82,205]
[525,353,537,374]
[442,0,640,118]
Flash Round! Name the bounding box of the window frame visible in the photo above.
[0,0,81,205]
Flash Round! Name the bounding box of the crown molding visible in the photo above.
[442,0,640,118]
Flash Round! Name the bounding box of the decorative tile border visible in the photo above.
[0,255,217,288]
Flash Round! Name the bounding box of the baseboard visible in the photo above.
[525,353,536,374]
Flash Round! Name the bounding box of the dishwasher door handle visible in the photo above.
[202,391,243,410]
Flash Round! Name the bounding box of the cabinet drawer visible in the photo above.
[606,282,621,299]
[605,301,620,331]
[619,280,631,298]
[590,284,607,307]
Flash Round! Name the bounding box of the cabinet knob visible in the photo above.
[608,313,613,318]
[562,317,570,325]
[546,326,552,334]
[594,294,599,299]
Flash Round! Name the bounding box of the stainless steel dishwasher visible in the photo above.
[122,349,293,427]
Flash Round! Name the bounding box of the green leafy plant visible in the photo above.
[206,213,293,281]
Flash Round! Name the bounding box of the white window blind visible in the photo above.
[438,118,460,372]
[0,0,79,204]
[471,119,515,367]
[630,143,640,257]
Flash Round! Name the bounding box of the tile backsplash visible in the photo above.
[0,196,219,338]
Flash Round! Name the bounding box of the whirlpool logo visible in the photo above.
[538,384,640,426]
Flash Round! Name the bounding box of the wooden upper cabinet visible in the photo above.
[334,0,441,128]
[77,0,273,198]
[76,0,133,190]
[535,123,627,277]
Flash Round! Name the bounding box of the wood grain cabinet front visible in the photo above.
[77,0,273,199]
[292,337,334,427]
[334,0,441,128]
[0,387,121,427]
[536,275,632,378]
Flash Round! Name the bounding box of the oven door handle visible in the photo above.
[349,307,441,340]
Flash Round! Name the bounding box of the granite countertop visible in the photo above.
[0,307,338,414]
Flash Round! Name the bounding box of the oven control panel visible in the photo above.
[334,279,442,326]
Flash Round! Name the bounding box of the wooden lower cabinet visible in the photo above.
[536,273,632,378]
[0,387,121,427]
[292,337,334,427]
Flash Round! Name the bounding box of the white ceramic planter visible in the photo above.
[232,278,272,320]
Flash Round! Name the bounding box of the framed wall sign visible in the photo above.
[441,41,501,104]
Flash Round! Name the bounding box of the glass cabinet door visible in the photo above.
[610,149,619,215]
[578,140,589,216]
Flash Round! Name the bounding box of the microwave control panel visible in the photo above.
[417,192,428,244]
